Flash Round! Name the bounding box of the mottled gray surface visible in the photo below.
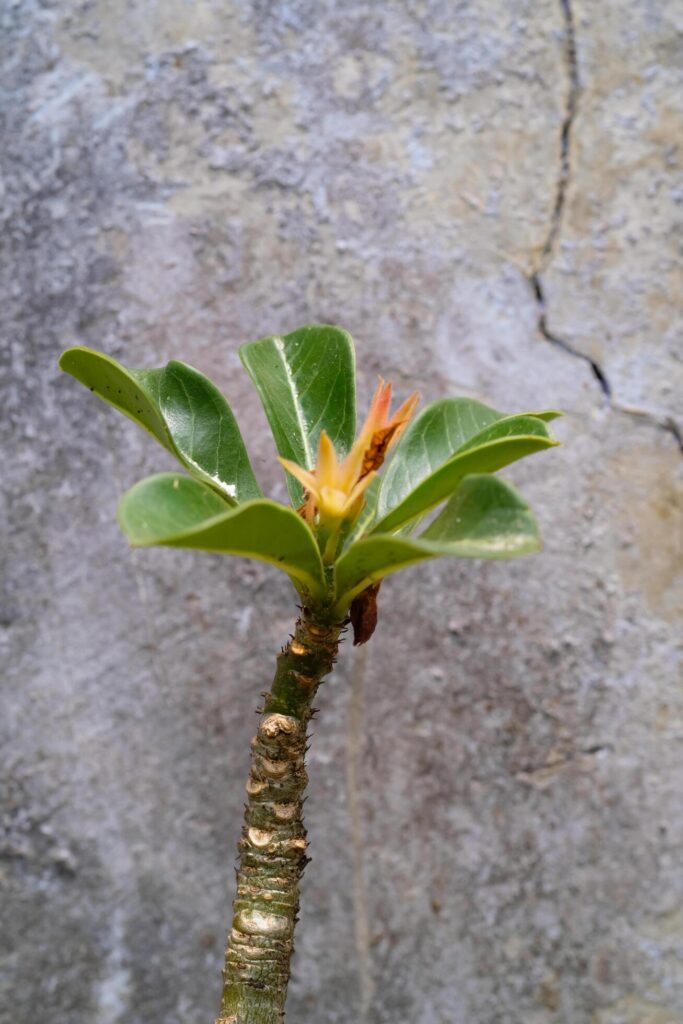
[2,1,682,1022]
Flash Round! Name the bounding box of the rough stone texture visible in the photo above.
[1,2,681,1023]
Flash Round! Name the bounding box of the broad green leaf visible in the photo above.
[455,414,554,454]
[159,360,262,502]
[240,324,356,505]
[374,408,557,534]
[420,474,537,549]
[334,475,540,610]
[59,347,171,450]
[377,399,559,524]
[117,474,326,598]
[60,347,262,504]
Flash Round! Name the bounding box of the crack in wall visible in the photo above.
[611,403,683,453]
[531,272,612,399]
[536,0,579,274]
[529,0,683,453]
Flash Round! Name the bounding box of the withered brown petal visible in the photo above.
[360,425,400,479]
[349,582,382,646]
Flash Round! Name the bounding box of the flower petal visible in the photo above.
[337,435,367,492]
[390,390,420,433]
[319,486,350,519]
[346,469,377,508]
[360,378,392,439]
[278,457,319,495]
[316,430,339,486]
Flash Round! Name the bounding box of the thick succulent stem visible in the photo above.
[215,610,343,1024]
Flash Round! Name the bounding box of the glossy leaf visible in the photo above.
[334,475,540,610]
[377,399,559,523]
[240,324,356,505]
[59,347,171,450]
[117,474,326,598]
[159,360,262,502]
[60,347,261,504]
[374,404,557,533]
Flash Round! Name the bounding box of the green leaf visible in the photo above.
[375,401,558,533]
[455,414,555,454]
[374,398,501,529]
[377,399,559,522]
[527,410,563,422]
[334,475,540,610]
[240,324,356,505]
[117,474,326,598]
[420,475,537,550]
[59,347,262,504]
[159,360,262,502]
[59,347,171,450]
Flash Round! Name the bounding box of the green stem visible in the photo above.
[215,609,344,1024]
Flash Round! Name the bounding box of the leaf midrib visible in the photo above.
[274,337,313,468]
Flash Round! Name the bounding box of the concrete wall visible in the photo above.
[2,2,682,1022]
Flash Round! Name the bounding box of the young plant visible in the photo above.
[59,325,559,1024]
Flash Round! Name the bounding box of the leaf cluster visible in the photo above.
[59,326,559,616]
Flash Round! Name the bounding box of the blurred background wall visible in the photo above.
[2,2,682,1022]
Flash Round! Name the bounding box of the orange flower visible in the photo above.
[279,379,419,527]
[356,378,420,480]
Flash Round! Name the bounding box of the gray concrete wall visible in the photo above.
[2,2,682,1022]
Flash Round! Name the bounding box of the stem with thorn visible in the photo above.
[215,610,344,1024]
